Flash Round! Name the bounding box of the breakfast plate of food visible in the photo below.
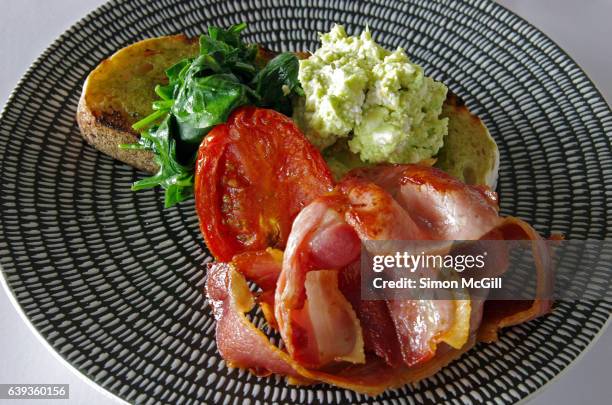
[0,0,610,404]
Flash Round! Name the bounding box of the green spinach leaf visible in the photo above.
[130,116,194,208]
[252,52,303,114]
[172,73,250,145]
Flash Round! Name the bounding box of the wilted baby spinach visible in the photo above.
[125,23,303,207]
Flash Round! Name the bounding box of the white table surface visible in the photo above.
[0,1,610,404]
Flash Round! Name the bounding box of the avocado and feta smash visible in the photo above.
[293,25,448,174]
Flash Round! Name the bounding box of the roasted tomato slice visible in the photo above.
[195,107,334,261]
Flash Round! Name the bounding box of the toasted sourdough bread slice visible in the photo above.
[435,93,500,189]
[77,35,499,187]
[77,35,199,173]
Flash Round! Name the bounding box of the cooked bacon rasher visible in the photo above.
[203,164,553,394]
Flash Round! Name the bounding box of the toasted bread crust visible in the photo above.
[77,93,158,173]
